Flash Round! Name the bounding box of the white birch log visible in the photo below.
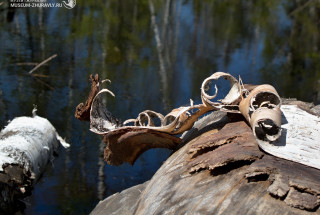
[257,105,320,170]
[0,110,69,213]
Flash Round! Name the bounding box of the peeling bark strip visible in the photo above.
[74,72,281,166]
[257,105,320,170]
[91,112,320,215]
[103,128,182,165]
[89,89,120,134]
[76,72,317,169]
[200,72,240,112]
[75,74,100,121]
[239,84,282,142]
[0,110,69,214]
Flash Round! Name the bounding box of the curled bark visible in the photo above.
[89,89,120,134]
[82,72,245,138]
[76,72,279,166]
[257,105,320,170]
[75,72,320,170]
[201,72,241,110]
[91,111,320,215]
[75,73,246,165]
[239,84,282,142]
[75,74,100,121]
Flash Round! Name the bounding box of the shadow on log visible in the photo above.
[91,108,320,215]
[76,73,320,214]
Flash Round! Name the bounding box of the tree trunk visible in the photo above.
[0,111,68,214]
[91,106,320,215]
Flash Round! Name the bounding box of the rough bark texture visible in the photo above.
[0,165,31,214]
[77,73,319,214]
[188,121,264,173]
[91,108,320,215]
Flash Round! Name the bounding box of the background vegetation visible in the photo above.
[0,0,319,214]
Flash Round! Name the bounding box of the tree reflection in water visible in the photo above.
[0,0,319,214]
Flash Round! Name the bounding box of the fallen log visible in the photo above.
[75,73,320,213]
[91,106,320,215]
[0,109,69,214]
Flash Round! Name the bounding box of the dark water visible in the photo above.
[0,0,319,214]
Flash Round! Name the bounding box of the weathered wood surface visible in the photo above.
[0,112,69,214]
[91,182,149,215]
[91,106,320,215]
[103,128,182,165]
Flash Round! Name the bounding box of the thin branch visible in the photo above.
[30,74,50,78]
[16,62,39,66]
[28,54,57,74]
[32,76,54,90]
[289,0,314,16]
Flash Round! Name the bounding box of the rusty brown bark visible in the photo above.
[91,110,320,215]
[76,73,320,179]
[103,128,182,165]
[75,74,100,121]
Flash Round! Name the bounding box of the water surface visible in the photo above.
[0,0,319,214]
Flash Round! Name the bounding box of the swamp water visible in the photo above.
[0,0,319,214]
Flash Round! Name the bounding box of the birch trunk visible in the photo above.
[0,111,69,214]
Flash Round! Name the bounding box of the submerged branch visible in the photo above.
[28,54,57,74]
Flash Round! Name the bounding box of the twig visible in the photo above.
[32,76,54,90]
[16,62,39,66]
[28,54,57,74]
[289,0,313,16]
[30,74,50,78]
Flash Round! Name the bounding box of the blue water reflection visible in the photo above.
[0,0,319,214]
